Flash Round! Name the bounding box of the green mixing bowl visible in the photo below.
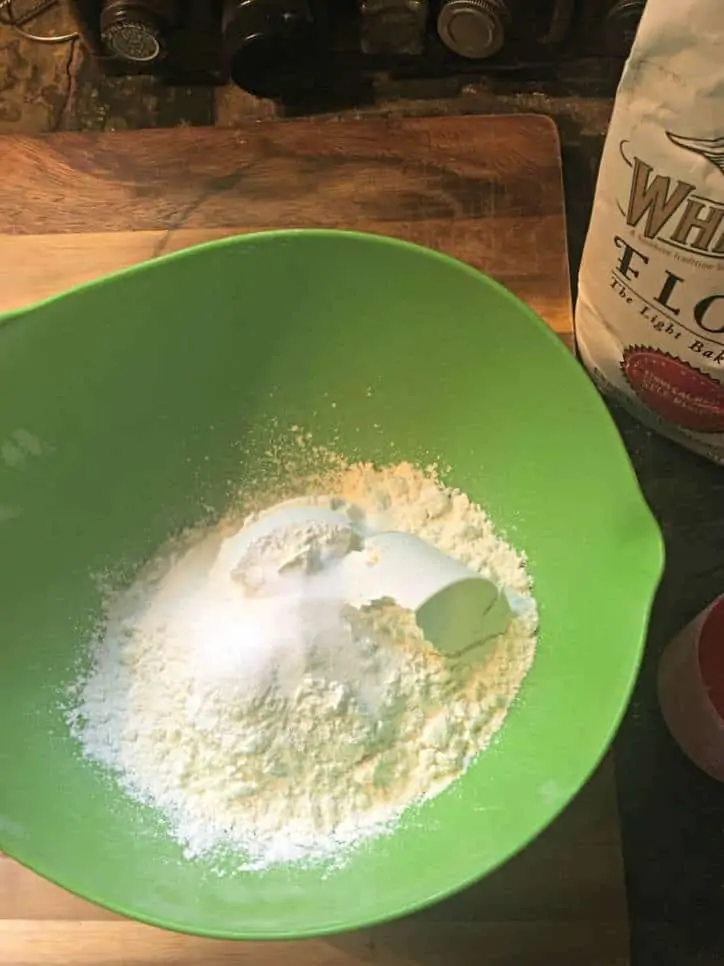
[0,230,662,938]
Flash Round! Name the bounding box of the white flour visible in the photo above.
[69,460,537,869]
[576,0,724,463]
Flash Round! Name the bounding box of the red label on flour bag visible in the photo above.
[575,0,724,463]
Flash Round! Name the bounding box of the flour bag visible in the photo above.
[576,0,724,463]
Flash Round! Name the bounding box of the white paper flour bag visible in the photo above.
[576,0,724,463]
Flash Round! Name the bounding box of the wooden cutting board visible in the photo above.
[0,115,572,346]
[0,115,624,964]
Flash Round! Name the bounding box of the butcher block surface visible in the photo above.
[0,114,622,964]
[0,114,572,347]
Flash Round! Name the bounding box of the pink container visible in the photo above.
[658,594,724,782]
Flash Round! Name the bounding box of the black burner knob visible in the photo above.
[222,0,319,100]
[605,0,646,56]
[100,1,166,62]
[436,0,511,60]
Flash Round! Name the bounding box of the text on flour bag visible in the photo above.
[575,0,724,464]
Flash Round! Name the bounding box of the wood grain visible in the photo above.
[0,921,629,966]
[0,116,572,345]
[0,115,617,963]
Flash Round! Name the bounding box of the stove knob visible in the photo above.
[222,0,318,99]
[100,5,165,62]
[604,0,646,56]
[436,0,510,60]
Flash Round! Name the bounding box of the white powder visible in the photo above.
[69,460,537,869]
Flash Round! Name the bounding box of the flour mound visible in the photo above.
[69,461,537,869]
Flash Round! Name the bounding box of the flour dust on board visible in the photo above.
[575,0,724,463]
